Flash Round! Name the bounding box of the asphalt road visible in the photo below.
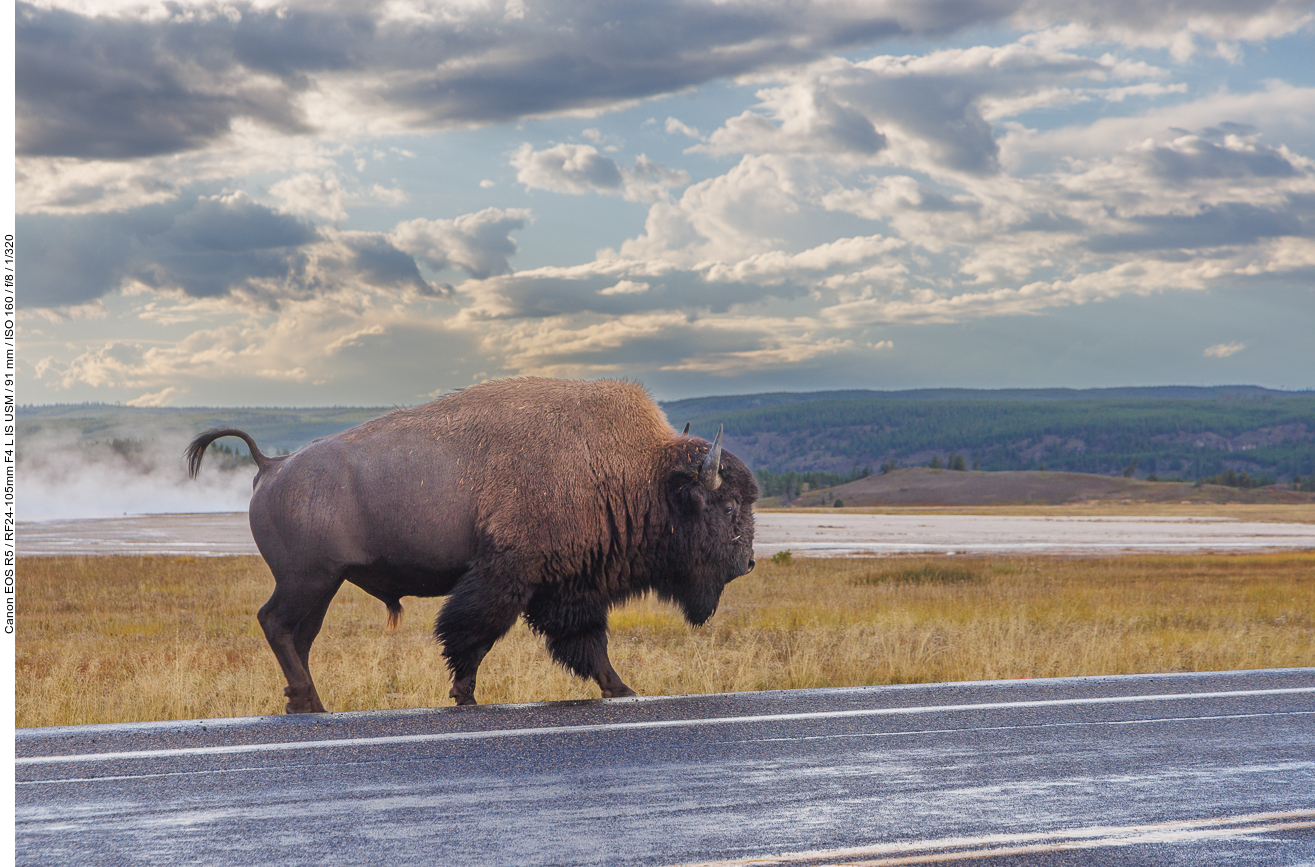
[17,511,1315,556]
[17,669,1315,866]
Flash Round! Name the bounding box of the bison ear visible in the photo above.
[682,482,709,513]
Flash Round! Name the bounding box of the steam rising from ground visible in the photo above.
[19,430,254,520]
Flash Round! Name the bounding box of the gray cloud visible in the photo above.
[16,3,319,158]
[166,192,317,252]
[513,144,624,194]
[122,192,320,300]
[20,0,1314,163]
[910,188,980,213]
[391,209,532,280]
[1144,133,1301,183]
[1089,200,1312,253]
[817,99,886,156]
[1011,0,1311,44]
[701,46,1116,175]
[466,267,808,320]
[520,321,781,371]
[698,89,887,159]
[1011,211,1085,232]
[17,0,1138,162]
[22,211,147,307]
[512,144,690,201]
[861,77,1002,174]
[365,2,915,128]
[340,233,433,295]
[623,156,693,202]
[20,192,437,307]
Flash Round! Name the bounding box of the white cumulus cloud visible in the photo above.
[512,143,689,202]
[1203,341,1246,358]
[391,208,532,280]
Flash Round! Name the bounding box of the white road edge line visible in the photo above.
[16,686,1315,766]
[665,810,1315,866]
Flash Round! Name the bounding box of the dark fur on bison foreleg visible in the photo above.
[436,568,534,706]
[546,629,636,698]
[526,602,637,699]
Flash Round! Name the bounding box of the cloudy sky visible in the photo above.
[15,0,1315,407]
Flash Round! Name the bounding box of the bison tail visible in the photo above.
[385,599,404,631]
[186,428,280,479]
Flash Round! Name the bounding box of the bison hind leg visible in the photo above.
[257,570,344,714]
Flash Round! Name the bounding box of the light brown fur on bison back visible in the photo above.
[367,378,679,562]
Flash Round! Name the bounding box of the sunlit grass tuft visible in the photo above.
[15,552,1315,727]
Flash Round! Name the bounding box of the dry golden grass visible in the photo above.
[16,552,1315,728]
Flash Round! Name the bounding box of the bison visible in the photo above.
[186,377,757,712]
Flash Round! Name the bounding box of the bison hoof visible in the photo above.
[283,687,326,714]
[601,685,637,699]
[449,683,478,706]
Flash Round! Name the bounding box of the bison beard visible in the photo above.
[187,378,757,712]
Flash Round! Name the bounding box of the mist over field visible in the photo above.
[16,403,381,520]
[19,429,252,520]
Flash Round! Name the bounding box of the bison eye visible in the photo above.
[723,503,736,515]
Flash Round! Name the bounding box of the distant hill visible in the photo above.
[775,467,1315,508]
[669,387,1315,484]
[662,385,1289,419]
[19,385,1315,485]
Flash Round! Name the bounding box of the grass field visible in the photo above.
[15,551,1315,728]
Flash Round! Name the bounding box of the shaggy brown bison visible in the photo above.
[187,378,757,712]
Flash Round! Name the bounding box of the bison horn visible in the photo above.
[682,422,690,436]
[700,425,723,490]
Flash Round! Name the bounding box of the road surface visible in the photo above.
[17,511,1315,556]
[16,669,1315,866]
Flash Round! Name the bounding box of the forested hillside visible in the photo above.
[670,389,1315,484]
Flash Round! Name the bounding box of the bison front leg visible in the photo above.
[593,653,638,699]
[527,602,637,699]
[435,569,533,706]
[548,626,636,698]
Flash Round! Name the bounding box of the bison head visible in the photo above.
[657,426,759,626]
